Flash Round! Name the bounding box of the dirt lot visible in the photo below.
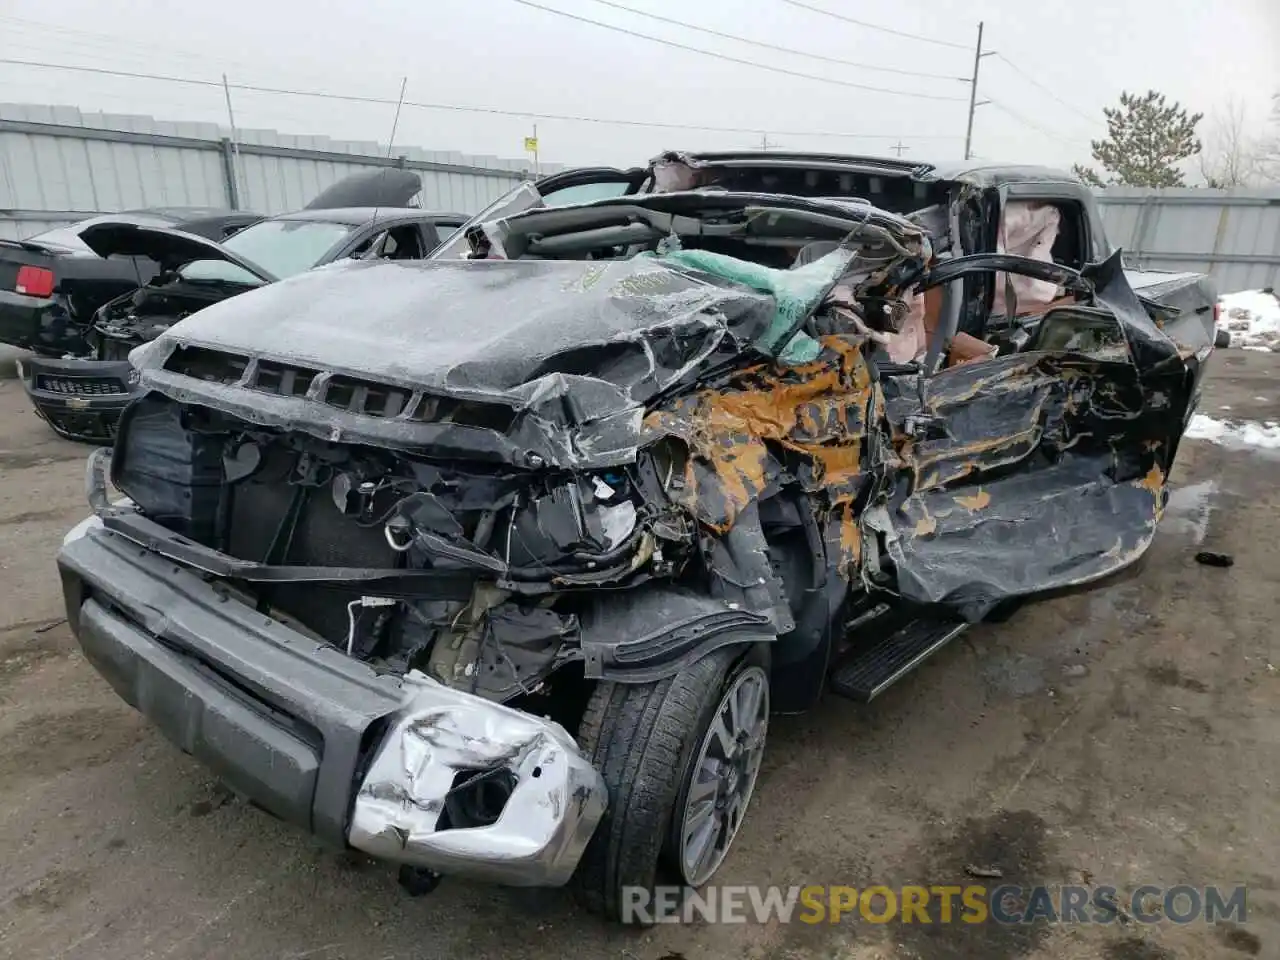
[0,345,1276,960]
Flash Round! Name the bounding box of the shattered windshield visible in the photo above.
[179,219,353,283]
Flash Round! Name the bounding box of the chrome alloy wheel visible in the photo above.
[677,664,769,887]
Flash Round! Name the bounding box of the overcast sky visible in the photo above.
[2,0,1276,172]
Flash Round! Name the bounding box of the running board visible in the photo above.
[829,619,968,702]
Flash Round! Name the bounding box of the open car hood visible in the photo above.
[78,222,277,282]
[303,169,422,210]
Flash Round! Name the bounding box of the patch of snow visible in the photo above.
[1218,289,1280,350]
[1186,413,1280,451]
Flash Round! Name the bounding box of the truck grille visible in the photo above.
[161,345,510,426]
[36,374,128,396]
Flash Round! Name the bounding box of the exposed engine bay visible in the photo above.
[91,274,250,359]
[109,391,705,702]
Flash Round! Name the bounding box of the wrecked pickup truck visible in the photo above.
[57,152,1215,923]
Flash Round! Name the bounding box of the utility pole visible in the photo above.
[221,74,243,208]
[890,140,908,157]
[386,77,408,159]
[760,132,769,151]
[963,21,993,161]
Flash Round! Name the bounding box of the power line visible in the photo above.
[990,53,1097,125]
[985,98,1090,146]
[0,57,964,141]
[778,0,971,51]
[0,15,267,74]
[578,0,966,82]
[505,0,967,101]
[0,58,225,89]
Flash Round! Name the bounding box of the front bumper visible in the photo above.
[20,356,136,443]
[58,515,607,886]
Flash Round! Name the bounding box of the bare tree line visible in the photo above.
[1198,93,1280,187]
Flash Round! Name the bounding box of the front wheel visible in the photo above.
[572,644,770,923]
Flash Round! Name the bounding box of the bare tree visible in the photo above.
[1258,92,1280,183]
[1199,98,1264,187]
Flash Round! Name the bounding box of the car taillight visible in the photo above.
[16,266,54,298]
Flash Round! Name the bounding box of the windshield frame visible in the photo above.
[470,190,926,262]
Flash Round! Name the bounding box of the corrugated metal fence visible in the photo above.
[5,103,1278,294]
[1096,187,1280,293]
[0,103,562,240]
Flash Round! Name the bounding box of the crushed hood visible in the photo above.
[145,190,919,402]
[78,222,277,281]
[131,251,862,468]
[141,256,777,394]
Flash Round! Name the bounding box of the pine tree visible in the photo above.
[1073,90,1203,187]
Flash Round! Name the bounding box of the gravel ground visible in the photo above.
[0,346,1276,960]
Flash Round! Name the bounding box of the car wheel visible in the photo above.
[1215,328,1231,348]
[572,644,770,923]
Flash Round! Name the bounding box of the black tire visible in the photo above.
[572,644,767,923]
[1215,328,1231,348]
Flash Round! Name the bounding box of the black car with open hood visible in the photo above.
[0,207,262,357]
[21,171,467,442]
[56,152,1215,923]
[77,222,280,280]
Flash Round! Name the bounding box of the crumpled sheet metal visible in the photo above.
[873,250,1201,620]
[131,256,781,470]
[347,671,607,887]
[646,333,874,577]
[882,350,1168,620]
